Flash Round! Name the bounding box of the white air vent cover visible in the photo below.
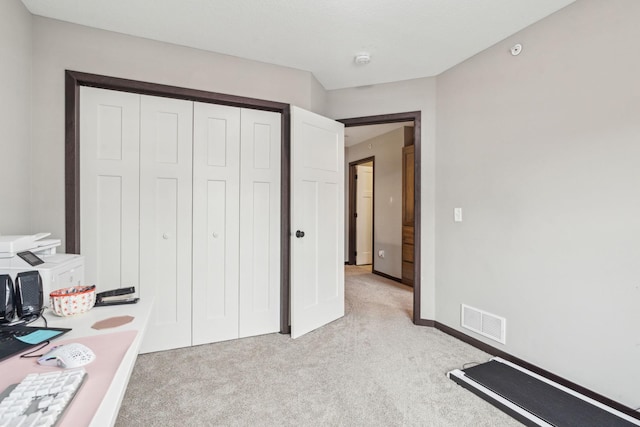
[461,304,506,344]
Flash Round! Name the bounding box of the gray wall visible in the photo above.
[0,1,32,234]
[29,17,326,248]
[346,128,404,278]
[309,74,328,116]
[435,0,640,408]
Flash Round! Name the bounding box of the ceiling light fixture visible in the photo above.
[354,53,371,65]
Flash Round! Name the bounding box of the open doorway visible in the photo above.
[345,125,411,281]
[340,112,422,324]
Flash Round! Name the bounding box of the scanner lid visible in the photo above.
[0,233,58,258]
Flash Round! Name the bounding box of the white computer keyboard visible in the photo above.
[0,368,86,427]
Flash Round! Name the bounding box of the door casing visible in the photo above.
[339,112,422,325]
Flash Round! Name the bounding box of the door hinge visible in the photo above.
[355,174,358,179]
[354,212,358,218]
[354,251,357,256]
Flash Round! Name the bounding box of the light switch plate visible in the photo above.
[454,208,463,222]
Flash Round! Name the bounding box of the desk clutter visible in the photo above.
[0,250,151,427]
[50,286,139,316]
[1,232,138,327]
[2,270,139,326]
[1,235,149,425]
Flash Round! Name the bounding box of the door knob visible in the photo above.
[296,230,305,238]
[162,233,170,240]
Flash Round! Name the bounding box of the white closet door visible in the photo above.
[192,102,241,345]
[80,87,140,292]
[139,95,194,353]
[238,108,281,338]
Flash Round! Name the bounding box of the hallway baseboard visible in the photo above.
[372,269,403,284]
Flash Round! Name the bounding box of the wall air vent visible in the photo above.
[461,304,506,344]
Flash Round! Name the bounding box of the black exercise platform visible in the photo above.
[448,357,640,427]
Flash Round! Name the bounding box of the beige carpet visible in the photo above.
[115,265,521,426]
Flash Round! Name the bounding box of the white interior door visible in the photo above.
[290,106,345,339]
[192,102,241,345]
[238,108,281,338]
[139,95,193,353]
[355,164,373,265]
[80,87,140,292]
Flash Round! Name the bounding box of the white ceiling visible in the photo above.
[20,0,575,90]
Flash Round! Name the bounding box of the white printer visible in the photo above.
[0,233,85,299]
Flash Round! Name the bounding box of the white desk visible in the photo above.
[1,299,152,427]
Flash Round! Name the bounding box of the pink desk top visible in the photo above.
[0,330,137,427]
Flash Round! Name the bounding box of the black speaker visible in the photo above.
[0,274,16,323]
[15,271,43,321]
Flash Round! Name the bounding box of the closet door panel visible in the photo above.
[153,178,179,322]
[238,108,281,338]
[192,102,241,345]
[139,95,193,353]
[80,87,140,293]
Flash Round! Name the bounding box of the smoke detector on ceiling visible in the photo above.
[510,44,523,56]
[354,53,371,65]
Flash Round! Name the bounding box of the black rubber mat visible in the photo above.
[460,360,637,427]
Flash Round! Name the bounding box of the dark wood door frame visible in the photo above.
[338,112,423,325]
[64,70,293,334]
[348,156,375,267]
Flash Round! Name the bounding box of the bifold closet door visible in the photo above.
[191,105,281,343]
[238,108,281,338]
[192,103,241,345]
[139,95,194,353]
[80,87,140,292]
[81,87,281,351]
